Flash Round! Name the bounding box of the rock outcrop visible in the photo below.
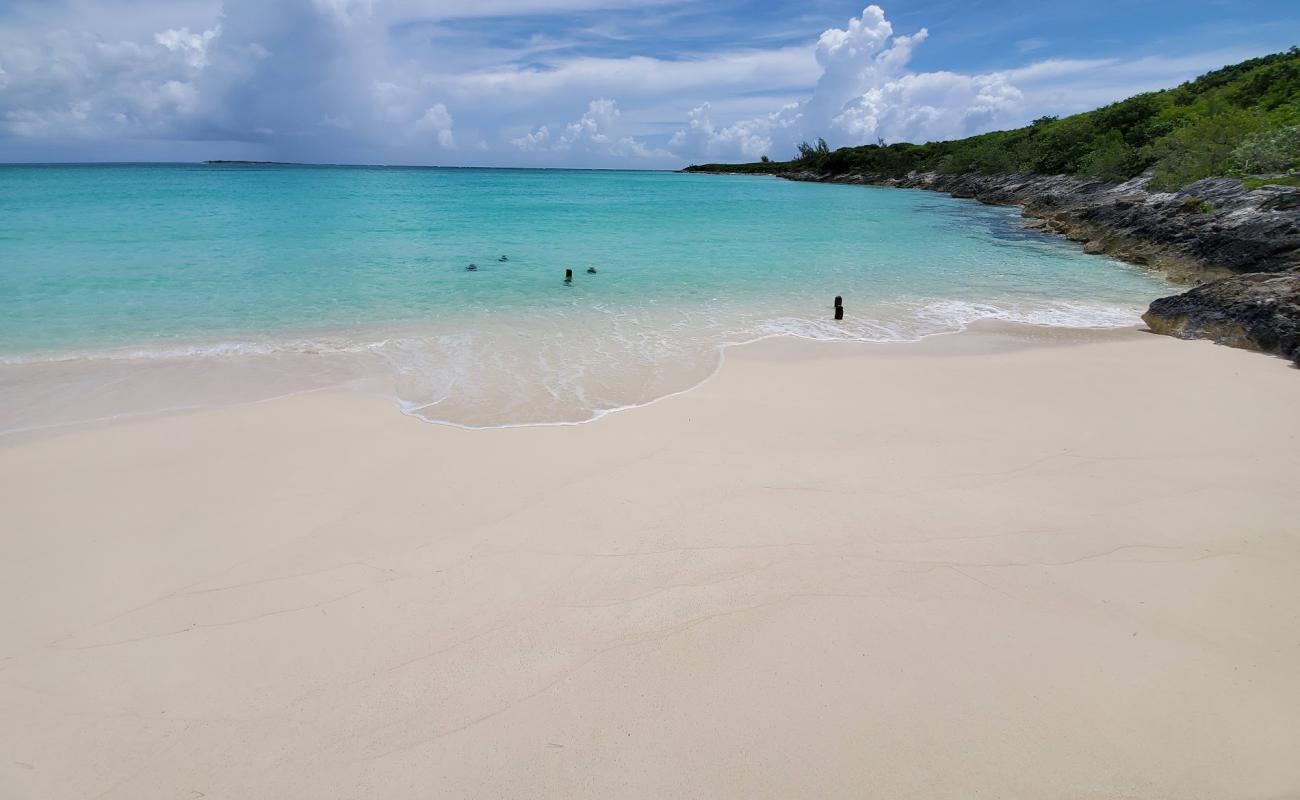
[1143,273,1300,364]
[777,168,1300,364]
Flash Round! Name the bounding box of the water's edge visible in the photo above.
[0,319,1144,444]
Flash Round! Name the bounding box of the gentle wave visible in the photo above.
[757,299,1143,343]
[0,336,396,366]
[0,299,1142,369]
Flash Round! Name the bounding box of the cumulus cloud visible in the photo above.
[511,99,666,163]
[667,102,793,161]
[415,103,455,148]
[668,5,1023,162]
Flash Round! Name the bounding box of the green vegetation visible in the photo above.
[1178,196,1215,214]
[1243,175,1300,190]
[685,48,1300,190]
[685,159,789,175]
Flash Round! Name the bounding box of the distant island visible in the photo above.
[202,160,297,165]
[687,48,1300,366]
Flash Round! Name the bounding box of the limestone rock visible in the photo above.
[1143,273,1300,364]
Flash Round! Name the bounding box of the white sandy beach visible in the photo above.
[2,324,1299,799]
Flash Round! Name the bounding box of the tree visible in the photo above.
[793,138,832,166]
[1146,109,1265,189]
[1080,130,1141,182]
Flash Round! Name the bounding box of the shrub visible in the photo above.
[1230,125,1300,174]
[1242,175,1300,190]
[1178,196,1215,214]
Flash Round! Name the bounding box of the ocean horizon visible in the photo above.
[0,163,1173,433]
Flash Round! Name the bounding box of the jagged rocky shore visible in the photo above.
[778,168,1300,364]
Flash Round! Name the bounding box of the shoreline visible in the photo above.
[3,322,1298,798]
[0,319,1170,445]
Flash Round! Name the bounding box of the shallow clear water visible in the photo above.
[0,163,1173,432]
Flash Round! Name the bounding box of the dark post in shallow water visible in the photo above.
[834,295,844,321]
[565,268,573,283]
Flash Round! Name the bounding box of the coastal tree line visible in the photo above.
[687,48,1300,190]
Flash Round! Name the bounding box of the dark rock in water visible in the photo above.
[1143,272,1300,364]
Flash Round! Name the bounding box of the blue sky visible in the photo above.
[0,0,1295,166]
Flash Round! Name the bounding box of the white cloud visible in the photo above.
[511,98,666,162]
[415,103,455,148]
[667,101,794,161]
[834,70,1022,144]
[154,25,220,69]
[667,5,1025,162]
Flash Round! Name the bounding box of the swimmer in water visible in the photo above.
[466,263,478,271]
[499,255,508,262]
[587,267,597,274]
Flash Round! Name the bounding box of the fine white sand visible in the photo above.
[2,324,1298,799]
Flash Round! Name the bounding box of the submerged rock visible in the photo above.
[1143,273,1300,364]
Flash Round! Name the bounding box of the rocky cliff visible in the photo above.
[779,168,1300,364]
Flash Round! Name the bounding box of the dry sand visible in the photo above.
[2,324,1298,799]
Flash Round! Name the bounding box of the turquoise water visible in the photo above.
[0,164,1172,431]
